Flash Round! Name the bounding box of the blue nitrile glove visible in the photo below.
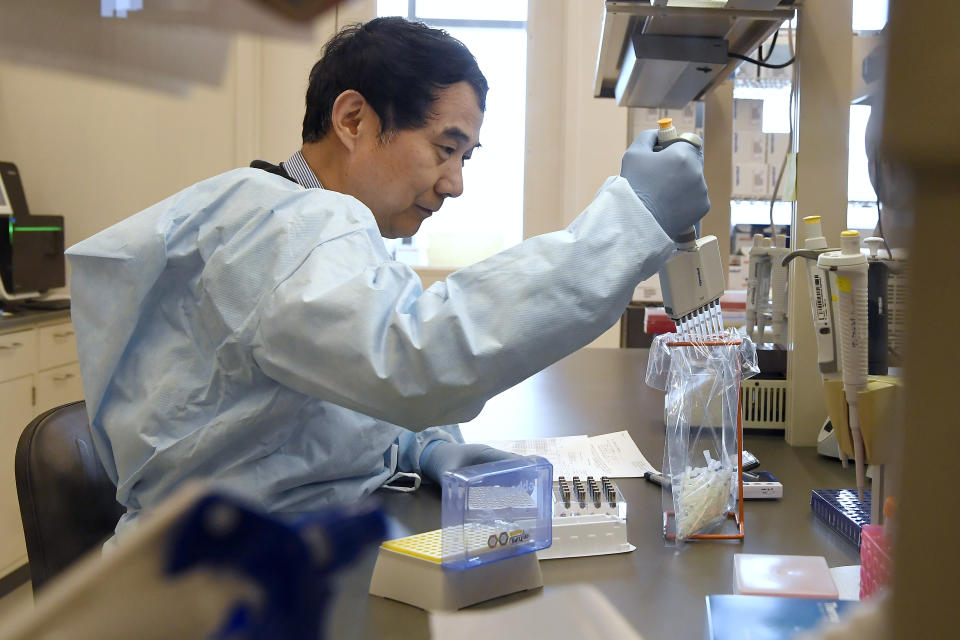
[620,129,711,240]
[419,441,523,484]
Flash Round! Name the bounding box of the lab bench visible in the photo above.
[325,347,860,640]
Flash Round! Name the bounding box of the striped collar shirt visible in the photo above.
[284,150,323,190]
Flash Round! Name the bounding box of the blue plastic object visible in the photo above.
[810,489,871,549]
[165,493,386,640]
[440,455,553,571]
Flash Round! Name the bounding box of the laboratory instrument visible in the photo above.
[745,234,771,341]
[768,235,790,347]
[818,231,869,501]
[654,119,726,336]
[783,216,847,465]
[783,216,840,376]
[0,484,387,640]
[369,456,552,611]
[0,162,66,302]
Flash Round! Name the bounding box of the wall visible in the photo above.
[525,0,630,347]
[0,0,370,254]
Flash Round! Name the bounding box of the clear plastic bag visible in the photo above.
[645,330,758,543]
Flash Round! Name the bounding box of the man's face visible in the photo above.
[352,82,483,239]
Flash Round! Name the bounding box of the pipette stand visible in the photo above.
[662,336,746,542]
[822,375,903,521]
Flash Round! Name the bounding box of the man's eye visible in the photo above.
[440,146,456,156]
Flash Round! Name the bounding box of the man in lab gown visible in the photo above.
[66,17,710,541]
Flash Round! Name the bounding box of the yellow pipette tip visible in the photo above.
[803,216,821,224]
[657,117,673,128]
[841,230,860,237]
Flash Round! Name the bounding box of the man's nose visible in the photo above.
[436,163,464,199]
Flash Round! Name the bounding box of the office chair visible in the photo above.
[15,401,125,594]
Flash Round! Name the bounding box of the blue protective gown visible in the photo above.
[66,168,673,538]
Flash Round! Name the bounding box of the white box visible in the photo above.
[733,163,769,199]
[743,480,783,499]
[369,545,543,611]
[765,133,790,161]
[733,131,766,163]
[734,98,764,132]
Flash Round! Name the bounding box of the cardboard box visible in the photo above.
[769,164,782,197]
[765,133,790,161]
[733,163,769,199]
[733,131,767,163]
[733,98,764,132]
[629,107,661,138]
[660,104,698,133]
[633,274,662,302]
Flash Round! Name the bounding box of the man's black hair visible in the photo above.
[302,17,489,143]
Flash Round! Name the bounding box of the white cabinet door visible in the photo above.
[37,322,78,372]
[0,330,37,384]
[0,375,33,577]
[35,363,84,416]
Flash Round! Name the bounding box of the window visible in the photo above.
[377,1,527,268]
[847,0,888,233]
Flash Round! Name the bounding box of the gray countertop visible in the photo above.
[0,308,71,332]
[324,347,861,640]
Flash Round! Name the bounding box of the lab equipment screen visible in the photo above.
[1,215,66,295]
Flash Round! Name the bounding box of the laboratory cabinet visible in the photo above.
[0,314,82,580]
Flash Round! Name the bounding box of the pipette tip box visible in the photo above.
[810,489,871,549]
[370,456,552,610]
[369,528,543,611]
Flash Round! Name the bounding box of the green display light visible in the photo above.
[7,221,63,244]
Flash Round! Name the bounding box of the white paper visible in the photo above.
[477,436,593,480]
[472,430,657,480]
[830,565,862,601]
[430,584,646,640]
[587,430,657,477]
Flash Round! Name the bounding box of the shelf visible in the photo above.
[594,0,797,108]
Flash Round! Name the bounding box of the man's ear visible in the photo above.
[330,90,378,152]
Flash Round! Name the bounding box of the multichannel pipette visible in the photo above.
[818,231,869,501]
[654,119,726,336]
